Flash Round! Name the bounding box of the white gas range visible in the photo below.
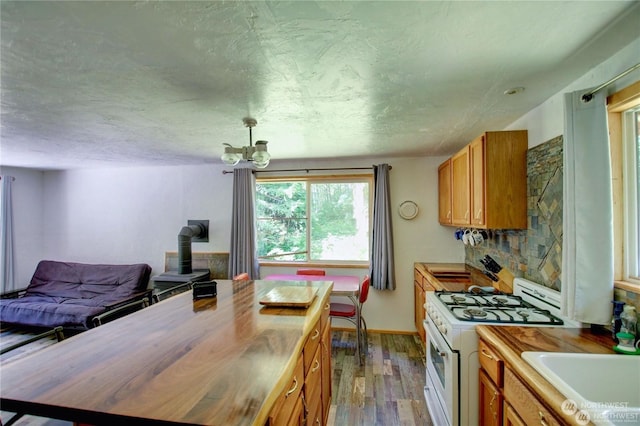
[423,277,582,426]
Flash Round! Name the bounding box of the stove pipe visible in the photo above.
[178,223,206,274]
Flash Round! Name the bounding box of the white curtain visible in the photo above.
[562,89,613,324]
[1,175,16,292]
[228,168,259,279]
[369,164,395,290]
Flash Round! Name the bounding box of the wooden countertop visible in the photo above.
[415,262,494,292]
[0,280,333,426]
[476,325,615,426]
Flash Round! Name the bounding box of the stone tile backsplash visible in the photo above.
[465,135,563,291]
[463,134,639,324]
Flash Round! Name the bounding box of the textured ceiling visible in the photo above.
[1,1,639,170]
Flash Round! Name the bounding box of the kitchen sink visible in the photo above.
[522,352,640,426]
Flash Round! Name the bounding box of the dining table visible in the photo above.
[262,274,364,362]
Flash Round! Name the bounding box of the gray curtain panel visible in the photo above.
[1,176,16,292]
[561,89,613,324]
[228,168,260,279]
[369,164,395,290]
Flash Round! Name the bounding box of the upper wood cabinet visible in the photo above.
[438,130,528,229]
[437,159,452,224]
[470,136,485,226]
[451,147,470,225]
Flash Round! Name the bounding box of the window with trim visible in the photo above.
[609,80,640,289]
[255,175,372,264]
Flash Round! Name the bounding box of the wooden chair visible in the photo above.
[233,272,250,281]
[329,276,370,359]
[296,269,326,276]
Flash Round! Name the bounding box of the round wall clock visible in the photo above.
[398,200,419,220]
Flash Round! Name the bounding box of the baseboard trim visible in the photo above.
[330,326,418,336]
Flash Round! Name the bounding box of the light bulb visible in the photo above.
[221,145,241,165]
[252,141,270,168]
[254,157,270,168]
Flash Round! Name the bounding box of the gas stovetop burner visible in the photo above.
[463,308,487,318]
[433,289,565,324]
[452,295,467,303]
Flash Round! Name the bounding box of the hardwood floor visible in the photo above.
[0,330,432,426]
[329,330,432,426]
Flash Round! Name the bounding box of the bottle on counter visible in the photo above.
[612,300,626,341]
[620,305,638,339]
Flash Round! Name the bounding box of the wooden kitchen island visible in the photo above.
[0,279,333,426]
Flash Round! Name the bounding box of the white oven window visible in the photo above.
[428,338,446,387]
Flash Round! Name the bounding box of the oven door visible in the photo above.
[424,318,459,426]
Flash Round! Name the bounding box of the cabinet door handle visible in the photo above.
[286,376,298,397]
[489,391,497,417]
[480,348,494,360]
[311,329,320,340]
[538,411,550,426]
[465,210,469,220]
[475,208,482,219]
[311,359,320,373]
[324,303,330,311]
[447,211,451,219]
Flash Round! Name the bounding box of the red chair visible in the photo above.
[233,272,250,281]
[329,276,370,359]
[296,269,326,276]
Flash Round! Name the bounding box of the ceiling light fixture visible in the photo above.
[221,117,271,169]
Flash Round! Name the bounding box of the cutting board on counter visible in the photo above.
[259,286,318,308]
[425,263,467,274]
[424,263,471,282]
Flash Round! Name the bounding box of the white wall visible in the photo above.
[0,166,46,287]
[33,156,462,332]
[41,163,233,273]
[507,38,640,147]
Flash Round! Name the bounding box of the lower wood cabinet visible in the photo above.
[503,402,527,426]
[269,355,305,426]
[478,338,563,426]
[479,369,502,426]
[320,315,332,422]
[503,368,562,426]
[414,271,427,344]
[268,301,332,425]
[414,267,436,345]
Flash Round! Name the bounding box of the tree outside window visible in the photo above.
[256,177,371,263]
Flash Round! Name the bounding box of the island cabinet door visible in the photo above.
[304,345,322,413]
[287,395,305,426]
[268,355,304,426]
[304,318,322,375]
[320,320,332,424]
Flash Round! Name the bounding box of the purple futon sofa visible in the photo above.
[0,260,152,330]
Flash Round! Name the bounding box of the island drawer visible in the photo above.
[303,317,322,375]
[269,355,304,426]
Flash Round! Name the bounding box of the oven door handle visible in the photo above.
[424,319,449,357]
[432,342,447,357]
